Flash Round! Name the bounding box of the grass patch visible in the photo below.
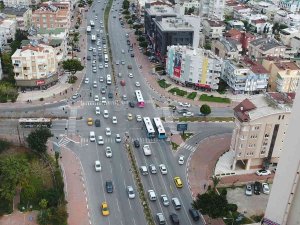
[168,87,187,97]
[176,117,235,122]
[157,79,171,89]
[187,92,197,100]
[199,94,231,103]
[180,132,193,141]
[171,142,179,150]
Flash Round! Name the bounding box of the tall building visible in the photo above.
[2,0,31,7]
[2,7,32,30]
[263,86,300,225]
[12,43,58,89]
[166,45,222,90]
[230,92,294,170]
[199,0,225,20]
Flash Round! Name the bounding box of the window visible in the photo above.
[278,115,281,120]
[282,115,285,119]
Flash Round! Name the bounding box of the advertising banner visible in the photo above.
[173,52,182,78]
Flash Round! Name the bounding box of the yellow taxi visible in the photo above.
[87,118,93,126]
[101,202,110,216]
[174,176,183,188]
[127,113,133,121]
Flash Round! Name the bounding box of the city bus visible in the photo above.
[143,117,156,138]
[153,117,167,139]
[104,54,108,62]
[134,90,145,108]
[19,118,52,128]
[90,20,95,28]
[86,25,91,34]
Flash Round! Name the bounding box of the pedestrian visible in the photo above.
[204,183,206,190]
[71,87,73,91]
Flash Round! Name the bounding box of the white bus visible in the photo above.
[19,118,52,128]
[153,117,167,139]
[90,20,95,28]
[86,26,91,33]
[143,117,156,138]
[134,90,145,108]
[104,54,108,62]
[91,34,96,41]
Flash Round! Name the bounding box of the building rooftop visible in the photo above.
[234,93,293,122]
[219,37,240,52]
[155,17,194,32]
[3,7,30,17]
[225,29,241,37]
[203,19,226,27]
[145,5,176,16]
[280,27,299,35]
[273,61,300,70]
[242,57,269,74]
[37,28,66,34]
[250,37,284,51]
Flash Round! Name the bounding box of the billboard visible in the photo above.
[173,52,182,78]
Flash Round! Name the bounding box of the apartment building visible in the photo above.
[0,19,17,42]
[248,19,273,34]
[2,0,31,7]
[278,0,300,13]
[222,59,269,94]
[12,43,58,89]
[211,37,241,60]
[233,5,252,20]
[153,17,194,59]
[3,7,32,30]
[263,86,300,225]
[166,45,222,90]
[199,0,225,20]
[32,1,71,30]
[279,27,300,45]
[230,92,294,170]
[201,19,226,39]
[224,29,256,52]
[274,10,300,28]
[262,58,300,93]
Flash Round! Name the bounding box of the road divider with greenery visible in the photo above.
[200,94,231,103]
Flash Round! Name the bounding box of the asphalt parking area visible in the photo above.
[226,184,271,216]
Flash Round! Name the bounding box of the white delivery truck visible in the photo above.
[143,145,151,156]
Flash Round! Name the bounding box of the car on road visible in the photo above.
[98,136,104,145]
[99,76,104,82]
[174,176,183,188]
[178,155,184,165]
[143,145,151,156]
[122,95,127,101]
[177,108,189,114]
[121,60,125,65]
[179,102,191,108]
[160,194,169,206]
[129,101,135,108]
[101,87,106,94]
[99,64,104,69]
[128,73,133,78]
[105,146,112,158]
[131,53,134,57]
[108,92,113,98]
[127,186,135,199]
[148,190,157,201]
[93,68,97,73]
[245,184,253,196]
[103,110,109,118]
[156,213,166,225]
[115,60,120,65]
[87,117,93,126]
[169,213,179,225]
[84,78,89,84]
[256,169,271,176]
[101,97,107,105]
[127,113,133,120]
[101,202,109,216]
[118,72,122,77]
[105,127,111,136]
[95,106,101,115]
[159,164,167,175]
[183,112,194,117]
[140,166,148,175]
[133,140,140,148]
[136,115,142,122]
[95,119,101,127]
[112,116,117,124]
[262,183,270,194]
[87,56,91,60]
[93,81,97,88]
[149,164,157,174]
[72,93,80,100]
[254,181,261,195]
[189,209,200,221]
[115,134,121,143]
[105,63,108,68]
[106,181,113,193]
[95,160,101,172]
[94,95,100,102]
[135,82,140,87]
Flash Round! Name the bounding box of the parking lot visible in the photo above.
[226,184,271,217]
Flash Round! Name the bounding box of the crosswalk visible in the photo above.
[180,143,197,152]
[58,136,73,147]
[82,100,153,106]
[80,137,158,145]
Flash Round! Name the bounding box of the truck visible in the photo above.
[86,25,91,33]
[91,34,96,41]
[143,145,151,156]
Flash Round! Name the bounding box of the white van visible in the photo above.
[106,74,111,85]
[89,131,96,142]
[171,197,181,210]
[103,110,109,118]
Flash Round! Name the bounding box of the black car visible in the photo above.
[131,53,134,57]
[108,92,113,98]
[106,181,113,193]
[95,119,101,127]
[254,181,261,195]
[129,101,135,108]
[177,108,189,114]
[189,209,200,221]
[87,56,91,60]
[133,140,140,148]
[169,213,179,225]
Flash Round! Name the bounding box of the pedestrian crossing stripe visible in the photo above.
[181,144,196,152]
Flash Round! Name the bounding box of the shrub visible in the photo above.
[0,198,13,216]
[0,140,11,153]
[187,92,197,100]
[168,87,187,97]
[157,79,171,89]
[39,98,44,101]
[124,15,131,20]
[137,36,145,42]
[199,94,231,103]
[227,203,238,212]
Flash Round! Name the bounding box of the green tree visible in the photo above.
[39,199,48,209]
[139,41,148,48]
[200,104,211,115]
[1,52,15,84]
[122,0,129,9]
[27,127,53,154]
[0,81,18,102]
[62,59,84,74]
[210,175,221,192]
[10,29,28,53]
[87,0,93,5]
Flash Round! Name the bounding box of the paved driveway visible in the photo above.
[0,211,38,225]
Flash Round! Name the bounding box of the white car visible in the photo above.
[105,146,112,158]
[178,155,185,165]
[135,82,140,87]
[101,97,107,105]
[112,116,117,124]
[105,63,108,68]
[245,184,253,196]
[161,194,169,206]
[262,183,270,194]
[98,47,102,51]
[148,190,157,201]
[98,136,104,145]
[121,49,125,53]
[143,145,151,156]
[256,169,271,176]
[128,73,133,78]
[84,78,89,84]
[99,64,104,69]
[127,186,135,199]
[99,76,104,82]
[136,115,142,122]
[105,127,111,136]
[103,110,109,118]
[95,106,101,115]
[159,164,167,175]
[95,160,101,171]
[94,95,100,102]
[179,102,191,108]
[93,68,97,73]
[89,47,93,51]
[115,134,121,143]
[183,112,194,117]
[93,81,97,88]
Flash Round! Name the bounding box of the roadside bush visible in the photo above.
[137,36,145,42]
[0,140,11,153]
[124,15,130,20]
[199,94,231,103]
[157,79,171,89]
[39,98,44,101]
[0,198,13,215]
[227,203,238,212]
[127,19,133,24]
[122,10,130,15]
[187,92,197,100]
[168,87,187,97]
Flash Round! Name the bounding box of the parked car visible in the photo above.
[183,112,194,117]
[256,169,271,176]
[262,183,270,194]
[134,140,140,148]
[179,102,191,107]
[245,184,253,196]
[253,181,261,195]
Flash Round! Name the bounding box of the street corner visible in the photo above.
[170,133,184,146]
[67,134,81,144]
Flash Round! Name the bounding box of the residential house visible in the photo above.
[2,7,32,30]
[278,0,300,13]
[202,19,225,39]
[279,27,300,45]
[199,0,225,20]
[211,37,241,60]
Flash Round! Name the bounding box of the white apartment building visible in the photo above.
[202,19,226,39]
[279,27,300,45]
[274,10,300,28]
[263,87,300,225]
[230,92,294,170]
[12,43,58,88]
[278,0,300,13]
[0,19,16,42]
[233,5,252,20]
[2,0,31,7]
[166,45,222,90]
[199,0,225,20]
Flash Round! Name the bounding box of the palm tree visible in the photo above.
[210,175,221,192]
